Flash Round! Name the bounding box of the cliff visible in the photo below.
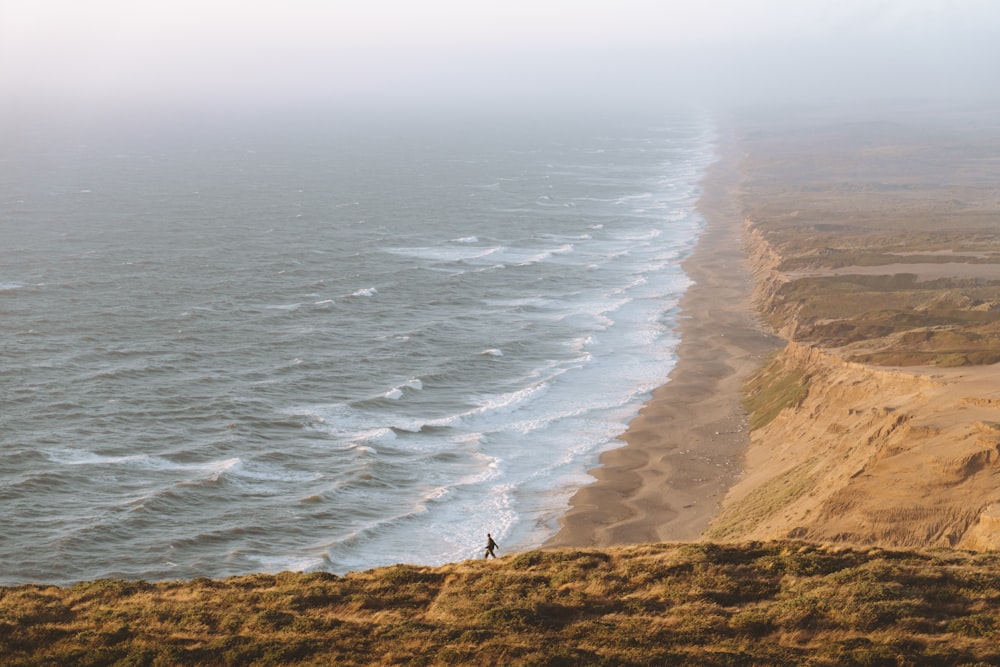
[708,110,1000,550]
[709,338,1000,549]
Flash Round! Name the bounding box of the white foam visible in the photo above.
[44,449,251,481]
[206,458,242,481]
[386,411,463,433]
[45,449,152,466]
[481,295,551,309]
[540,232,591,241]
[470,382,548,415]
[248,553,328,574]
[361,427,397,445]
[382,377,423,400]
[453,432,484,446]
[611,276,650,294]
[491,243,575,267]
[385,244,502,264]
[612,192,653,205]
[221,459,322,484]
[610,228,662,242]
[423,486,449,502]
[260,303,303,311]
[350,287,378,297]
[566,335,595,354]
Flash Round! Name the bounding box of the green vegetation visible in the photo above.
[742,353,811,430]
[761,275,1000,364]
[3,542,1000,665]
[705,462,819,541]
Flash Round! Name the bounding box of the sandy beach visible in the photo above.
[546,128,780,548]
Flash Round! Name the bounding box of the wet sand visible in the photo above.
[546,129,780,548]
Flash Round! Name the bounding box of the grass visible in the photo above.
[742,112,1000,367]
[3,541,1000,665]
[705,461,819,541]
[762,276,1000,365]
[742,353,811,430]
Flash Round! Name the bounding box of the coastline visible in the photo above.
[546,125,780,548]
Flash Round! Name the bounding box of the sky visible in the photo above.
[1,0,998,121]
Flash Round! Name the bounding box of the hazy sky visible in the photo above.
[2,0,998,118]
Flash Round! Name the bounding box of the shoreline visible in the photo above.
[545,126,780,548]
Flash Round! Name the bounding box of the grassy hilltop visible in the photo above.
[4,541,1000,666]
[5,109,999,665]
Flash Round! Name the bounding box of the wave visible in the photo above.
[383,378,422,400]
[608,228,662,242]
[470,381,550,416]
[44,449,177,468]
[245,553,329,575]
[384,244,502,264]
[472,243,574,268]
[289,383,572,452]
[287,403,419,446]
[219,459,323,484]
[388,239,586,272]
[42,449,322,487]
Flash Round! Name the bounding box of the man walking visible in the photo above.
[484,533,499,559]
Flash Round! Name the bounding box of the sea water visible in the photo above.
[0,110,715,584]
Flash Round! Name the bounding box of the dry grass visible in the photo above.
[742,110,1000,367]
[3,541,1000,665]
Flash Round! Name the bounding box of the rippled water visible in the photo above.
[0,110,714,583]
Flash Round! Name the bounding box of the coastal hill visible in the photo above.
[5,108,1000,664]
[4,541,1000,665]
[708,107,1000,550]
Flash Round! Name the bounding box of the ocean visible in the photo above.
[0,109,715,584]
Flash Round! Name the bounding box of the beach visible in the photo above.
[547,126,781,548]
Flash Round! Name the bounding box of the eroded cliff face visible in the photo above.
[710,338,1000,549]
[709,222,1000,550]
[743,221,790,334]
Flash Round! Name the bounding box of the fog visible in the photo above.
[2,0,998,126]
